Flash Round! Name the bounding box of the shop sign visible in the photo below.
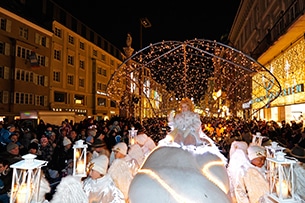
[252,83,304,104]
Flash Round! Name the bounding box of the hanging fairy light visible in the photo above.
[73,140,88,177]
[105,39,281,117]
[267,151,298,203]
[10,154,47,203]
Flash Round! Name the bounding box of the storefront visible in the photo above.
[252,37,305,124]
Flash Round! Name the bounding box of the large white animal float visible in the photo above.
[128,145,232,203]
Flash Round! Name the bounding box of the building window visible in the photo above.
[79,60,85,69]
[67,75,74,85]
[80,42,85,50]
[19,27,28,39]
[15,92,34,105]
[110,59,114,66]
[36,95,45,106]
[54,92,65,102]
[53,71,60,82]
[35,33,47,47]
[68,35,74,44]
[97,67,102,75]
[25,72,29,82]
[97,98,106,106]
[0,18,6,30]
[93,49,97,56]
[0,42,4,54]
[102,68,107,77]
[37,55,46,67]
[74,94,84,105]
[101,54,106,61]
[97,82,102,90]
[37,75,45,86]
[79,78,85,87]
[54,50,61,60]
[68,55,74,65]
[110,100,116,108]
[101,84,107,91]
[0,66,3,79]
[54,27,62,38]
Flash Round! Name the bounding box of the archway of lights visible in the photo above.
[106,39,281,118]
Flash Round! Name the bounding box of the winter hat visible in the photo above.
[229,141,248,158]
[48,169,59,179]
[63,137,72,146]
[28,142,39,150]
[91,139,106,148]
[135,134,148,145]
[31,138,39,144]
[6,142,18,152]
[286,145,305,163]
[112,142,128,155]
[91,155,109,175]
[247,145,266,161]
[87,129,97,137]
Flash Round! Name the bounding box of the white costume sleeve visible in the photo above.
[83,174,125,203]
[294,163,305,201]
[234,165,250,203]
[108,159,134,199]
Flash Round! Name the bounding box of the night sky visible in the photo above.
[52,0,241,52]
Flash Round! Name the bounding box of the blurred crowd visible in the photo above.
[0,115,304,202]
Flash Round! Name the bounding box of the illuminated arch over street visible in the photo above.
[106,39,281,117]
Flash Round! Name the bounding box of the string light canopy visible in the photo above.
[106,39,281,116]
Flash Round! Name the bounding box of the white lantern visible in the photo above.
[10,154,47,203]
[251,132,267,146]
[267,151,298,203]
[73,140,88,177]
[265,141,286,158]
[128,127,138,146]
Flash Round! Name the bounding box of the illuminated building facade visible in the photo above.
[229,0,305,122]
[0,1,124,123]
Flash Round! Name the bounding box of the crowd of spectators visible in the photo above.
[0,115,304,202]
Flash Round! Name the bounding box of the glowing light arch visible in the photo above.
[106,39,281,117]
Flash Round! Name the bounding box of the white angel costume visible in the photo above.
[108,157,134,200]
[128,143,145,167]
[83,174,125,203]
[228,148,268,203]
[168,110,214,146]
[50,175,88,203]
[134,133,156,156]
[294,163,305,202]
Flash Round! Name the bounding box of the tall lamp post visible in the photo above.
[139,17,151,123]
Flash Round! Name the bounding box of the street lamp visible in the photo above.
[140,17,152,50]
[139,17,152,123]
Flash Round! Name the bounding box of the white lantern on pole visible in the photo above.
[251,132,267,146]
[128,127,138,146]
[73,140,88,177]
[265,141,286,158]
[267,151,298,203]
[10,154,47,203]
